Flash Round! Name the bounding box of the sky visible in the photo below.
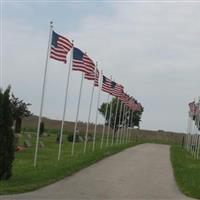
[1,1,200,133]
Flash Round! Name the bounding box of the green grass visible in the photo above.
[3,132,198,198]
[171,145,200,199]
[0,133,140,195]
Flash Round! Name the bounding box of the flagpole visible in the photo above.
[92,67,102,152]
[119,103,125,144]
[71,73,84,156]
[122,105,127,144]
[191,98,196,154]
[58,43,74,160]
[106,76,112,146]
[83,71,96,154]
[100,93,110,149]
[195,97,200,158]
[33,22,53,167]
[106,97,113,146]
[116,101,123,145]
[111,97,119,146]
[185,113,190,149]
[193,116,198,157]
[126,108,131,143]
[191,117,195,154]
[125,107,129,143]
[187,116,192,151]
[129,110,134,142]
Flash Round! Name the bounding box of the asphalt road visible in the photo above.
[0,144,194,200]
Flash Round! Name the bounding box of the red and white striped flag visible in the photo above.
[102,75,111,93]
[111,81,124,97]
[50,31,73,63]
[84,68,99,86]
[83,54,95,73]
[72,47,95,74]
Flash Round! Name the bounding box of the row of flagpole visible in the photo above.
[184,97,200,159]
[33,22,142,167]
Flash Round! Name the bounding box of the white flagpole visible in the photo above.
[192,104,198,157]
[116,101,123,145]
[34,22,53,167]
[125,107,129,143]
[121,105,126,144]
[119,103,125,144]
[71,73,84,156]
[111,97,119,146]
[126,108,131,143]
[106,97,113,146]
[191,116,196,154]
[122,106,128,144]
[100,93,110,149]
[195,97,200,158]
[129,110,134,142]
[189,118,193,152]
[92,68,102,152]
[106,76,113,146]
[191,98,196,155]
[185,113,190,149]
[83,65,97,154]
[187,116,192,151]
[58,44,73,160]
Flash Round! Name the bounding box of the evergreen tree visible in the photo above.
[0,87,15,180]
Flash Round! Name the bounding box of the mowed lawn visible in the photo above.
[171,145,200,199]
[0,132,138,195]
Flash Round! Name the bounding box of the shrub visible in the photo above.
[0,87,15,180]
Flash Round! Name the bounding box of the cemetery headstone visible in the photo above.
[39,141,45,148]
[24,139,32,148]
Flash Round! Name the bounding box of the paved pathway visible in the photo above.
[1,144,194,200]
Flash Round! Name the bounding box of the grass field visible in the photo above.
[0,132,139,195]
[171,145,200,199]
[1,128,200,199]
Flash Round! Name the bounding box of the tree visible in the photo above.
[99,97,144,134]
[0,87,15,180]
[11,94,32,133]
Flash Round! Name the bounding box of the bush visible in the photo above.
[0,87,15,180]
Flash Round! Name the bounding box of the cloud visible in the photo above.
[2,2,200,132]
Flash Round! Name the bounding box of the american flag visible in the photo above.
[84,68,99,87]
[189,101,195,113]
[188,101,197,118]
[102,75,111,93]
[83,54,95,73]
[50,31,73,63]
[72,47,94,74]
[120,93,129,105]
[132,101,142,112]
[111,81,124,97]
[119,92,126,102]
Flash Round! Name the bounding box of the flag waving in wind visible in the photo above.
[50,31,73,63]
[111,81,124,97]
[84,68,99,86]
[102,75,111,93]
[72,47,95,74]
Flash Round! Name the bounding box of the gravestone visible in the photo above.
[39,141,45,148]
[27,133,32,139]
[78,135,84,142]
[24,139,32,148]
[43,133,48,137]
